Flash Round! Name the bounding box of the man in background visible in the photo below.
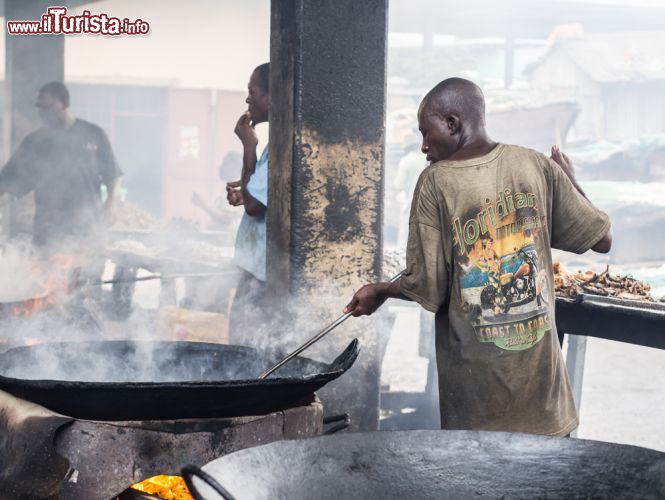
[226,63,270,345]
[0,81,122,285]
[394,133,427,247]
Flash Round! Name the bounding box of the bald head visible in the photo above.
[417,78,495,163]
[419,77,486,128]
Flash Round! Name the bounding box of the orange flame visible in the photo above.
[14,253,82,317]
[131,475,193,500]
[12,296,50,317]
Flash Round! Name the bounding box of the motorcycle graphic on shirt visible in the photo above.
[480,247,547,314]
[452,188,552,351]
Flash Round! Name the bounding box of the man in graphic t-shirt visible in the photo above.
[344,77,612,436]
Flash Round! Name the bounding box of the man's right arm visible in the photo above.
[240,144,266,217]
[235,112,266,217]
[0,136,38,197]
[345,171,449,317]
[344,280,410,317]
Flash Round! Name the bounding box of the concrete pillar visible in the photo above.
[3,0,64,237]
[268,0,387,431]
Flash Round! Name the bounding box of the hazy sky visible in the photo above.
[1,0,663,89]
[66,0,270,89]
[2,0,270,90]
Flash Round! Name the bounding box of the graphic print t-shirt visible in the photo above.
[400,144,610,436]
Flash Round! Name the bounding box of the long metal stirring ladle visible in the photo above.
[258,272,403,379]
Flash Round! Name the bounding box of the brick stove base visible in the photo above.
[0,390,322,500]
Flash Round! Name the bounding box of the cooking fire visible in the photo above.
[128,475,193,500]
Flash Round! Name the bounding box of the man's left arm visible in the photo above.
[104,177,120,212]
[549,146,612,254]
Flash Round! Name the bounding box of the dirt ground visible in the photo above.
[575,336,665,452]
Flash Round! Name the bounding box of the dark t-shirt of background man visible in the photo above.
[0,119,122,247]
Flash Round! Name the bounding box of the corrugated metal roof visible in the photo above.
[528,32,665,83]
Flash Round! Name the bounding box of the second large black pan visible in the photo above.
[0,339,359,420]
[185,430,665,500]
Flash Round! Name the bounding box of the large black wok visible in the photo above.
[0,340,359,420]
[185,430,665,500]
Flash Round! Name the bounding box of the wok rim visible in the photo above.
[0,339,359,389]
[204,428,665,460]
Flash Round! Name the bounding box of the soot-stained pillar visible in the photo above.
[268,0,387,431]
[3,0,64,237]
